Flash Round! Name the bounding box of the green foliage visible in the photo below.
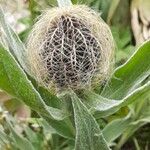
[102,40,150,99]
[102,114,132,144]
[83,81,150,117]
[0,0,150,150]
[0,44,67,120]
[71,90,110,150]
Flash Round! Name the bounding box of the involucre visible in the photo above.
[27,5,114,91]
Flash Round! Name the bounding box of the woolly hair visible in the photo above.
[27,5,114,91]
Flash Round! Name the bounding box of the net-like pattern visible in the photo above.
[39,15,101,88]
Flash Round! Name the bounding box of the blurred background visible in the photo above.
[0,0,150,149]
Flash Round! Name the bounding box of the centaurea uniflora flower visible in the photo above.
[27,5,114,91]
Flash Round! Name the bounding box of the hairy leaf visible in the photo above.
[0,45,75,139]
[102,40,150,99]
[83,81,150,117]
[71,91,110,150]
[0,7,29,72]
[102,114,132,144]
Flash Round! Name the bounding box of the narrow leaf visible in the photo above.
[83,81,150,117]
[6,118,35,150]
[0,127,11,142]
[0,7,29,72]
[0,45,67,120]
[30,78,63,109]
[43,116,75,139]
[0,7,62,110]
[102,40,150,99]
[0,45,74,138]
[102,114,132,144]
[71,91,110,150]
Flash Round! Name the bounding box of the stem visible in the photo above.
[28,0,37,24]
[57,0,72,7]
[115,128,132,150]
[133,138,140,150]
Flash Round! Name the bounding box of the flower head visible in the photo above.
[27,5,114,90]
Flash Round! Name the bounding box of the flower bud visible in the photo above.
[27,5,114,90]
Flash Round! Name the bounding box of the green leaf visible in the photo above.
[0,128,12,149]
[115,121,147,150]
[83,40,150,144]
[29,117,75,139]
[115,97,150,149]
[0,45,74,138]
[24,126,44,150]
[102,40,150,99]
[0,7,29,72]
[83,81,150,117]
[0,126,12,143]
[102,114,132,144]
[0,1,75,141]
[43,116,75,139]
[0,44,68,120]
[31,79,63,109]
[131,117,150,125]
[31,80,75,139]
[5,118,35,150]
[71,90,110,150]
[0,7,69,119]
